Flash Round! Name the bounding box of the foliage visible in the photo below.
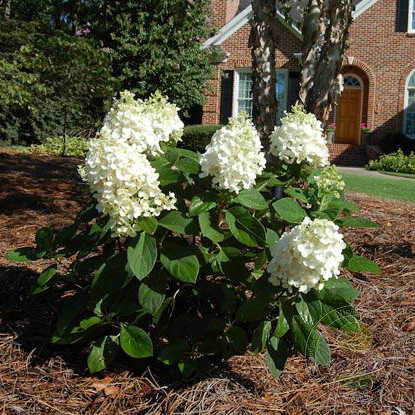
[367,150,415,175]
[69,0,213,114]
[180,125,223,153]
[29,136,89,157]
[7,103,380,378]
[0,19,114,144]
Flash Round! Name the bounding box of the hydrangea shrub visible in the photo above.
[7,96,381,377]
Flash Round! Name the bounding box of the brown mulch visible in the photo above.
[0,149,414,414]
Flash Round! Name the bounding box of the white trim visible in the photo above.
[232,68,289,122]
[353,0,379,19]
[202,1,380,49]
[202,6,253,49]
[404,69,415,139]
[409,0,415,33]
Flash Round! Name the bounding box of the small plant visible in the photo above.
[30,136,89,157]
[367,149,415,175]
[360,123,372,134]
[7,94,380,378]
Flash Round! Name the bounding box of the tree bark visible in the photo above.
[299,0,354,127]
[249,0,278,152]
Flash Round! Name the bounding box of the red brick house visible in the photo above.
[201,0,415,165]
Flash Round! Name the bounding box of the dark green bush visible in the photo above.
[180,124,223,152]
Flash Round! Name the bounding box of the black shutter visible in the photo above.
[220,70,234,125]
[287,71,301,112]
[396,0,409,32]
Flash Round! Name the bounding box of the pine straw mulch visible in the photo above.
[0,149,414,415]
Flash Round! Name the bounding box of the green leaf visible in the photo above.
[198,212,224,243]
[236,299,267,322]
[272,198,306,224]
[54,293,89,338]
[290,315,331,366]
[233,189,268,210]
[317,300,360,332]
[253,320,272,353]
[80,316,102,330]
[160,245,200,284]
[127,233,157,280]
[176,157,200,175]
[36,227,54,251]
[120,325,153,359]
[137,217,158,235]
[337,216,379,229]
[318,278,360,305]
[275,305,290,338]
[159,211,196,234]
[266,228,280,248]
[138,276,167,315]
[226,326,248,353]
[265,338,289,378]
[6,247,40,262]
[284,187,309,203]
[188,196,216,217]
[326,199,359,214]
[158,340,189,365]
[225,206,266,248]
[151,158,183,186]
[37,265,57,286]
[87,335,119,374]
[91,254,130,300]
[345,256,381,275]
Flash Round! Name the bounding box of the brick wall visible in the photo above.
[203,0,415,143]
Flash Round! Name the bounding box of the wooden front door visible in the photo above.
[336,88,362,144]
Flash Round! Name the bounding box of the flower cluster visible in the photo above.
[267,217,346,293]
[314,165,345,200]
[100,90,183,156]
[270,105,329,168]
[80,91,182,237]
[200,114,266,193]
[80,136,176,237]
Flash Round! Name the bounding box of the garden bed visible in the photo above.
[0,149,414,414]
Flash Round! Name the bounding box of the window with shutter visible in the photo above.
[233,69,288,124]
[409,0,415,32]
[404,70,415,139]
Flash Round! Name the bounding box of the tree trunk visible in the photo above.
[249,0,277,152]
[299,0,354,127]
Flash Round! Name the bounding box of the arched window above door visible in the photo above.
[344,75,362,89]
[404,70,415,139]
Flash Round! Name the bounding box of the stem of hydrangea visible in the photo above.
[217,200,226,227]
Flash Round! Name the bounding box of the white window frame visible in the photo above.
[408,0,415,33]
[404,69,415,139]
[232,68,289,122]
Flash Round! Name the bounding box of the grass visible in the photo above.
[378,170,415,180]
[342,173,415,203]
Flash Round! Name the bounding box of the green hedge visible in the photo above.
[367,149,415,174]
[180,124,222,153]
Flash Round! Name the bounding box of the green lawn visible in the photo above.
[342,173,415,203]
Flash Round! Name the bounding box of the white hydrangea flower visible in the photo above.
[315,165,346,200]
[100,90,183,156]
[270,105,330,168]
[267,217,346,293]
[79,136,176,237]
[200,114,266,193]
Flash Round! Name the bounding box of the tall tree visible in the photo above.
[249,0,278,151]
[299,0,354,126]
[70,0,213,113]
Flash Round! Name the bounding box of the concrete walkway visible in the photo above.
[338,167,415,181]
